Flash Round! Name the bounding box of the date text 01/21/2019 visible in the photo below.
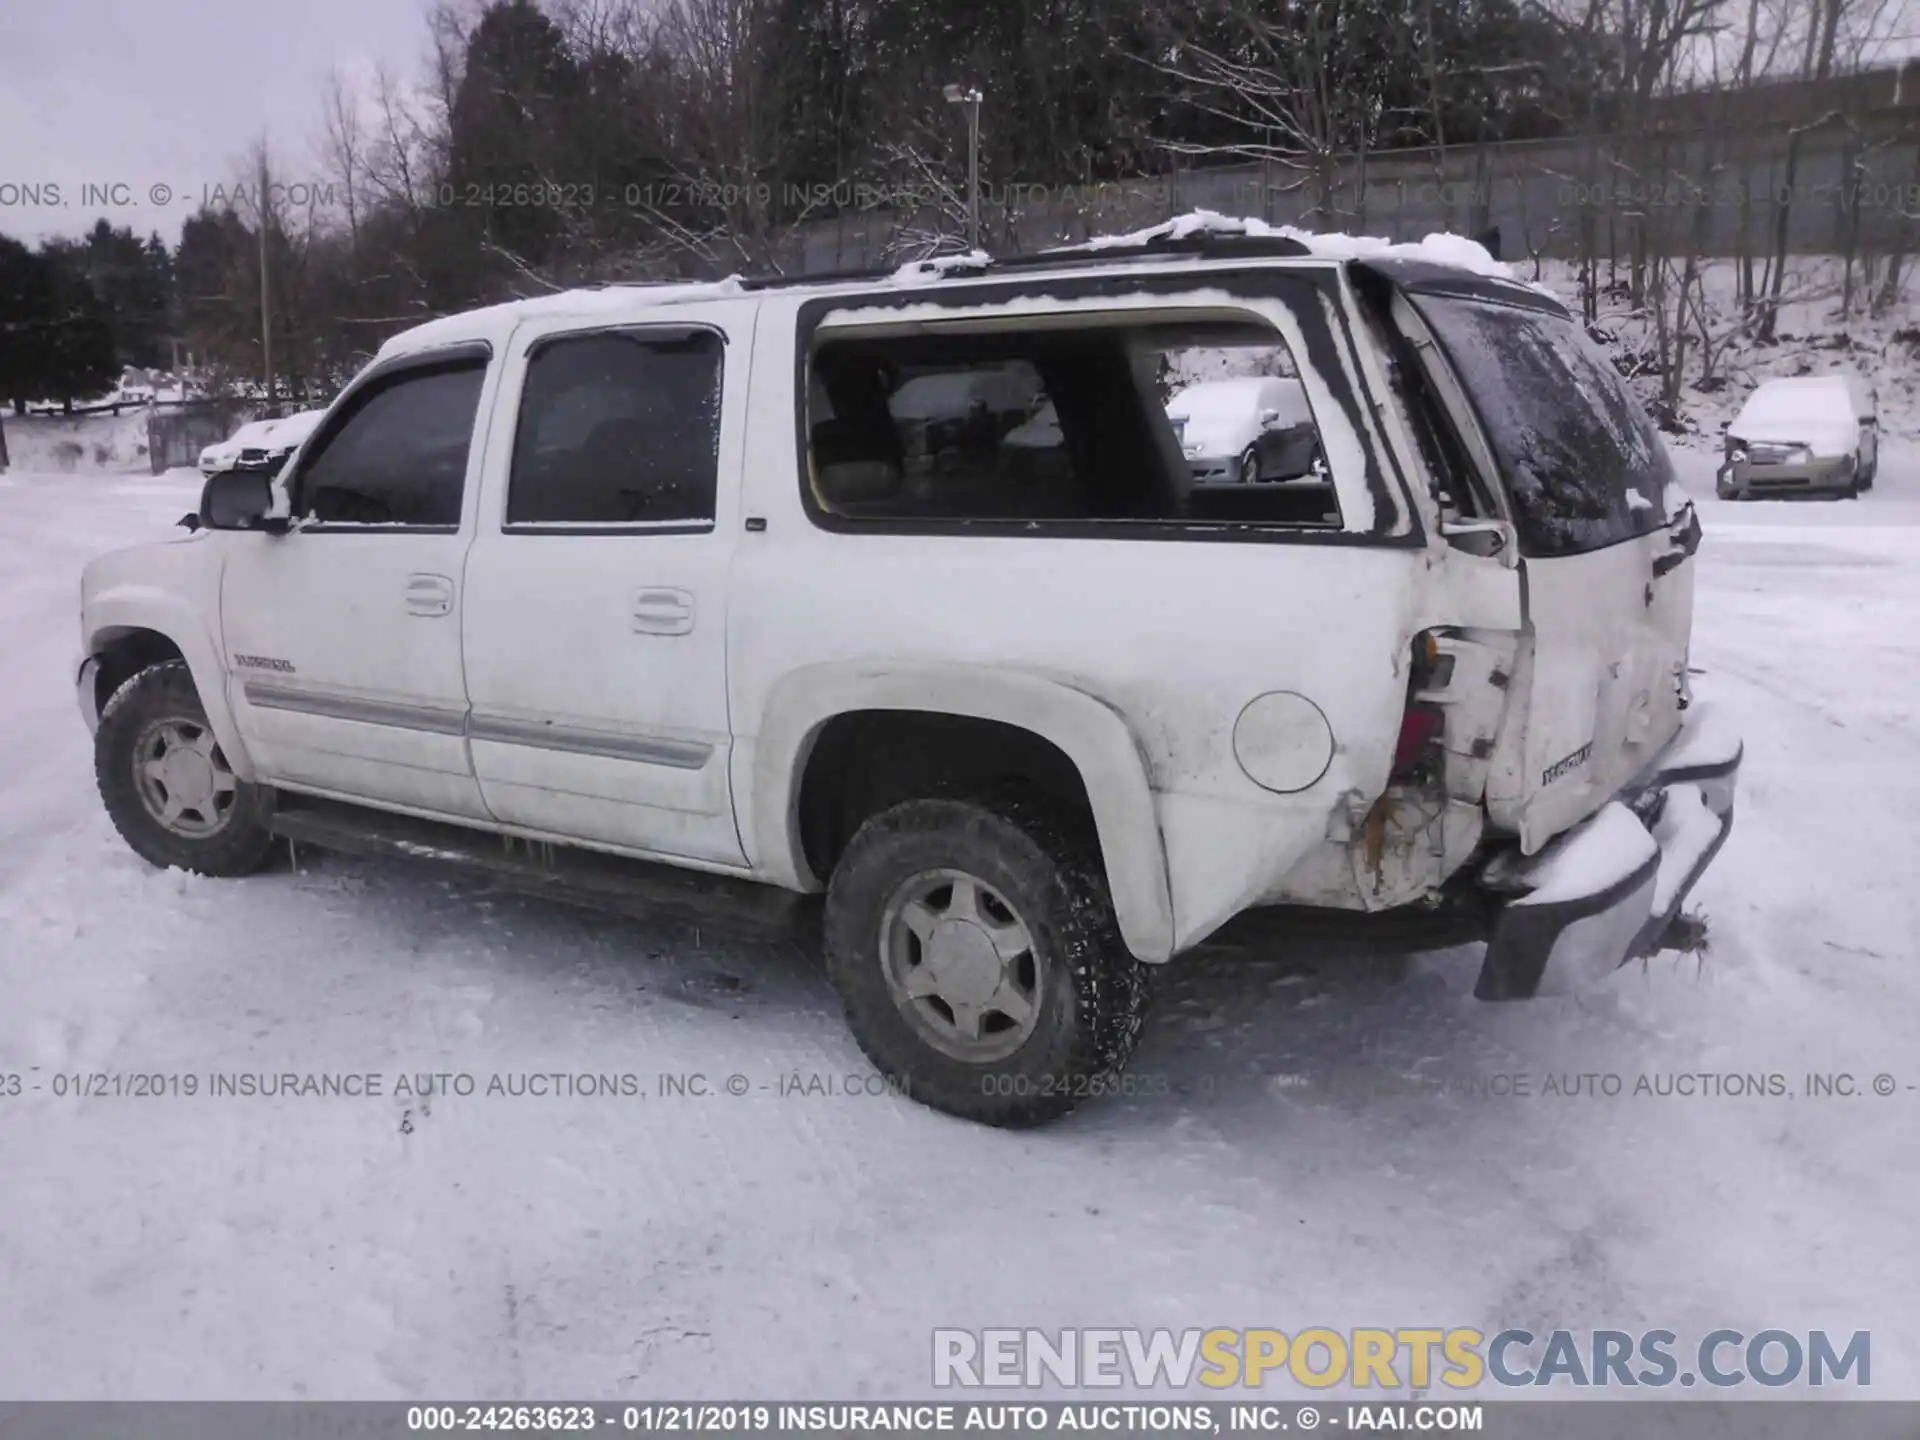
[423,181,949,213]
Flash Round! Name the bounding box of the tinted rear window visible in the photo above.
[1413,295,1669,556]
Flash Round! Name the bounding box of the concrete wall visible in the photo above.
[775,111,1920,272]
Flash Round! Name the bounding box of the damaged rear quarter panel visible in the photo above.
[729,275,1460,957]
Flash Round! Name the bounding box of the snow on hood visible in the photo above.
[1730,376,1861,457]
[199,409,329,466]
[266,408,325,448]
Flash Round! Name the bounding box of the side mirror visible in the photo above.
[1441,517,1513,559]
[1259,407,1281,426]
[200,470,273,530]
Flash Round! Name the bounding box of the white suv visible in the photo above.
[76,222,1742,1126]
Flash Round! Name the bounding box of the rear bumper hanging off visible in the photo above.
[1474,703,1743,1001]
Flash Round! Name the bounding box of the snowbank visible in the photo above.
[1,410,152,474]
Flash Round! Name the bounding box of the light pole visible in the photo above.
[943,83,983,252]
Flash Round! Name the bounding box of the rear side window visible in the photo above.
[1412,295,1670,556]
[508,329,722,527]
[295,360,486,527]
[805,317,1342,531]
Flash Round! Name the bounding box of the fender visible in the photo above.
[84,582,254,782]
[744,662,1177,963]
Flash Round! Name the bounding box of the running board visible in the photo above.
[268,796,809,939]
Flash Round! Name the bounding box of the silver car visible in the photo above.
[1166,376,1323,486]
[1719,374,1877,500]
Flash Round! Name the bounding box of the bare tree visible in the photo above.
[1137,0,1407,231]
[319,70,367,254]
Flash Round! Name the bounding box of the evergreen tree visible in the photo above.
[445,0,584,268]
[0,235,51,414]
[27,240,119,410]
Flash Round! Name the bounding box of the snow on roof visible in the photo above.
[1066,208,1516,278]
[375,212,1517,360]
[891,250,992,286]
[377,277,748,359]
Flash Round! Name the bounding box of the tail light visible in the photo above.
[1392,701,1445,783]
[1391,630,1449,784]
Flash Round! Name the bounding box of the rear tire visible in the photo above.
[823,789,1149,1127]
[95,661,276,876]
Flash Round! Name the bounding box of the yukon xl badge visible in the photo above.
[1542,741,1594,787]
[232,654,295,674]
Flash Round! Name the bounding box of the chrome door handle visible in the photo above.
[632,587,694,636]
[406,573,454,617]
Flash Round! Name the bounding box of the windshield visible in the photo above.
[1413,294,1670,556]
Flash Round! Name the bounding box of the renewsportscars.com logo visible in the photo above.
[932,1328,1871,1391]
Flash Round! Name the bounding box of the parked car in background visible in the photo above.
[1719,374,1877,500]
[888,364,1044,458]
[1166,376,1321,486]
[1000,399,1061,452]
[198,410,326,481]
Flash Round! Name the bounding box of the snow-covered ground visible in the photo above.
[2,455,1918,1401]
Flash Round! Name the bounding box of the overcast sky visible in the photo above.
[0,0,435,245]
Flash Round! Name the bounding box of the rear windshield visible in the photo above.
[1413,294,1670,556]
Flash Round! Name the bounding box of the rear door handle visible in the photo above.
[406,573,454,617]
[632,587,695,636]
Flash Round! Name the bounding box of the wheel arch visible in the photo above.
[746,664,1177,962]
[83,590,254,781]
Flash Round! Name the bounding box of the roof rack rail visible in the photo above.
[1008,230,1315,265]
[731,228,1316,291]
[736,263,898,291]
[892,230,1316,280]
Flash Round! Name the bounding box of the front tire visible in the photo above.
[1239,447,1262,485]
[95,661,276,876]
[824,790,1148,1127]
